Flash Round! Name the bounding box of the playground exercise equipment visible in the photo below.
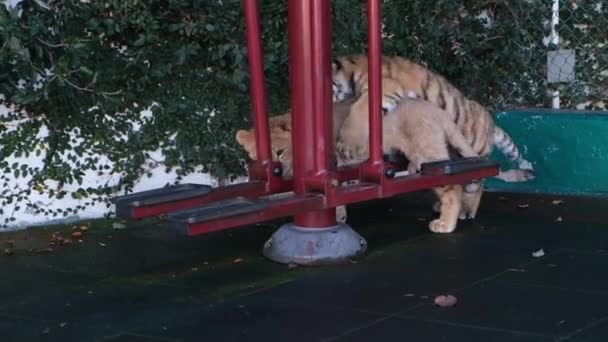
[112,0,499,265]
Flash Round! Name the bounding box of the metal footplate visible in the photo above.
[420,157,499,176]
[112,184,212,219]
[167,197,269,226]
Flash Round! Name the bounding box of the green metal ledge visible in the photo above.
[485,108,608,196]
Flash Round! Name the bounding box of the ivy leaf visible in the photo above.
[33,0,50,10]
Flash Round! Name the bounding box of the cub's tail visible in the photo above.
[493,126,535,182]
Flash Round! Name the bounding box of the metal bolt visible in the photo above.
[272,167,282,176]
[385,168,396,178]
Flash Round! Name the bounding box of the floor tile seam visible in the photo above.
[556,315,608,341]
[453,248,569,291]
[98,331,183,342]
[505,281,608,297]
[0,310,55,323]
[394,314,554,338]
[320,314,398,342]
[390,250,570,317]
[557,248,608,257]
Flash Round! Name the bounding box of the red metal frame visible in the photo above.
[366,0,384,168]
[115,0,500,236]
[243,0,271,166]
[184,167,496,236]
[288,0,336,228]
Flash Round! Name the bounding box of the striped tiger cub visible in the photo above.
[332,54,535,219]
[332,54,535,176]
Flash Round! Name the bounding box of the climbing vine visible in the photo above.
[0,0,606,226]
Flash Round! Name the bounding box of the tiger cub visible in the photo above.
[332,54,534,176]
[236,79,483,233]
[236,98,356,177]
[337,77,483,233]
[235,98,356,223]
[332,54,535,219]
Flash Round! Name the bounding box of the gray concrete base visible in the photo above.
[262,222,367,266]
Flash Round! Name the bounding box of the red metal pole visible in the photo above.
[367,0,383,165]
[243,0,272,165]
[288,0,336,227]
[311,0,334,174]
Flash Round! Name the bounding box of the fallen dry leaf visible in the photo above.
[556,216,563,222]
[73,224,89,231]
[434,294,458,307]
[517,204,529,209]
[552,199,565,205]
[403,293,416,297]
[287,262,299,270]
[532,249,545,257]
[50,232,63,244]
[99,242,106,247]
[233,258,244,264]
[112,222,127,230]
[59,322,67,328]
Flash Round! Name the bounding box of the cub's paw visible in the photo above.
[336,206,348,223]
[429,219,456,234]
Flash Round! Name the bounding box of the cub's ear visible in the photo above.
[235,129,254,147]
[235,129,257,159]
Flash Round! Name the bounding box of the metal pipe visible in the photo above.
[288,0,336,227]
[366,0,384,165]
[243,0,272,165]
[311,0,334,174]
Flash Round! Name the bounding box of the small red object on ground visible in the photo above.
[434,295,458,307]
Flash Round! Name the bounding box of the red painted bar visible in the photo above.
[288,0,336,228]
[130,182,267,219]
[310,0,334,174]
[366,0,384,165]
[382,169,497,198]
[243,0,272,165]
[183,165,499,235]
[329,167,498,206]
[186,195,325,236]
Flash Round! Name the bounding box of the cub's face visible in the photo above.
[235,127,295,177]
[332,57,356,102]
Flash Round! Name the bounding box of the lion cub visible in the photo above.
[235,98,355,223]
[337,77,481,233]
